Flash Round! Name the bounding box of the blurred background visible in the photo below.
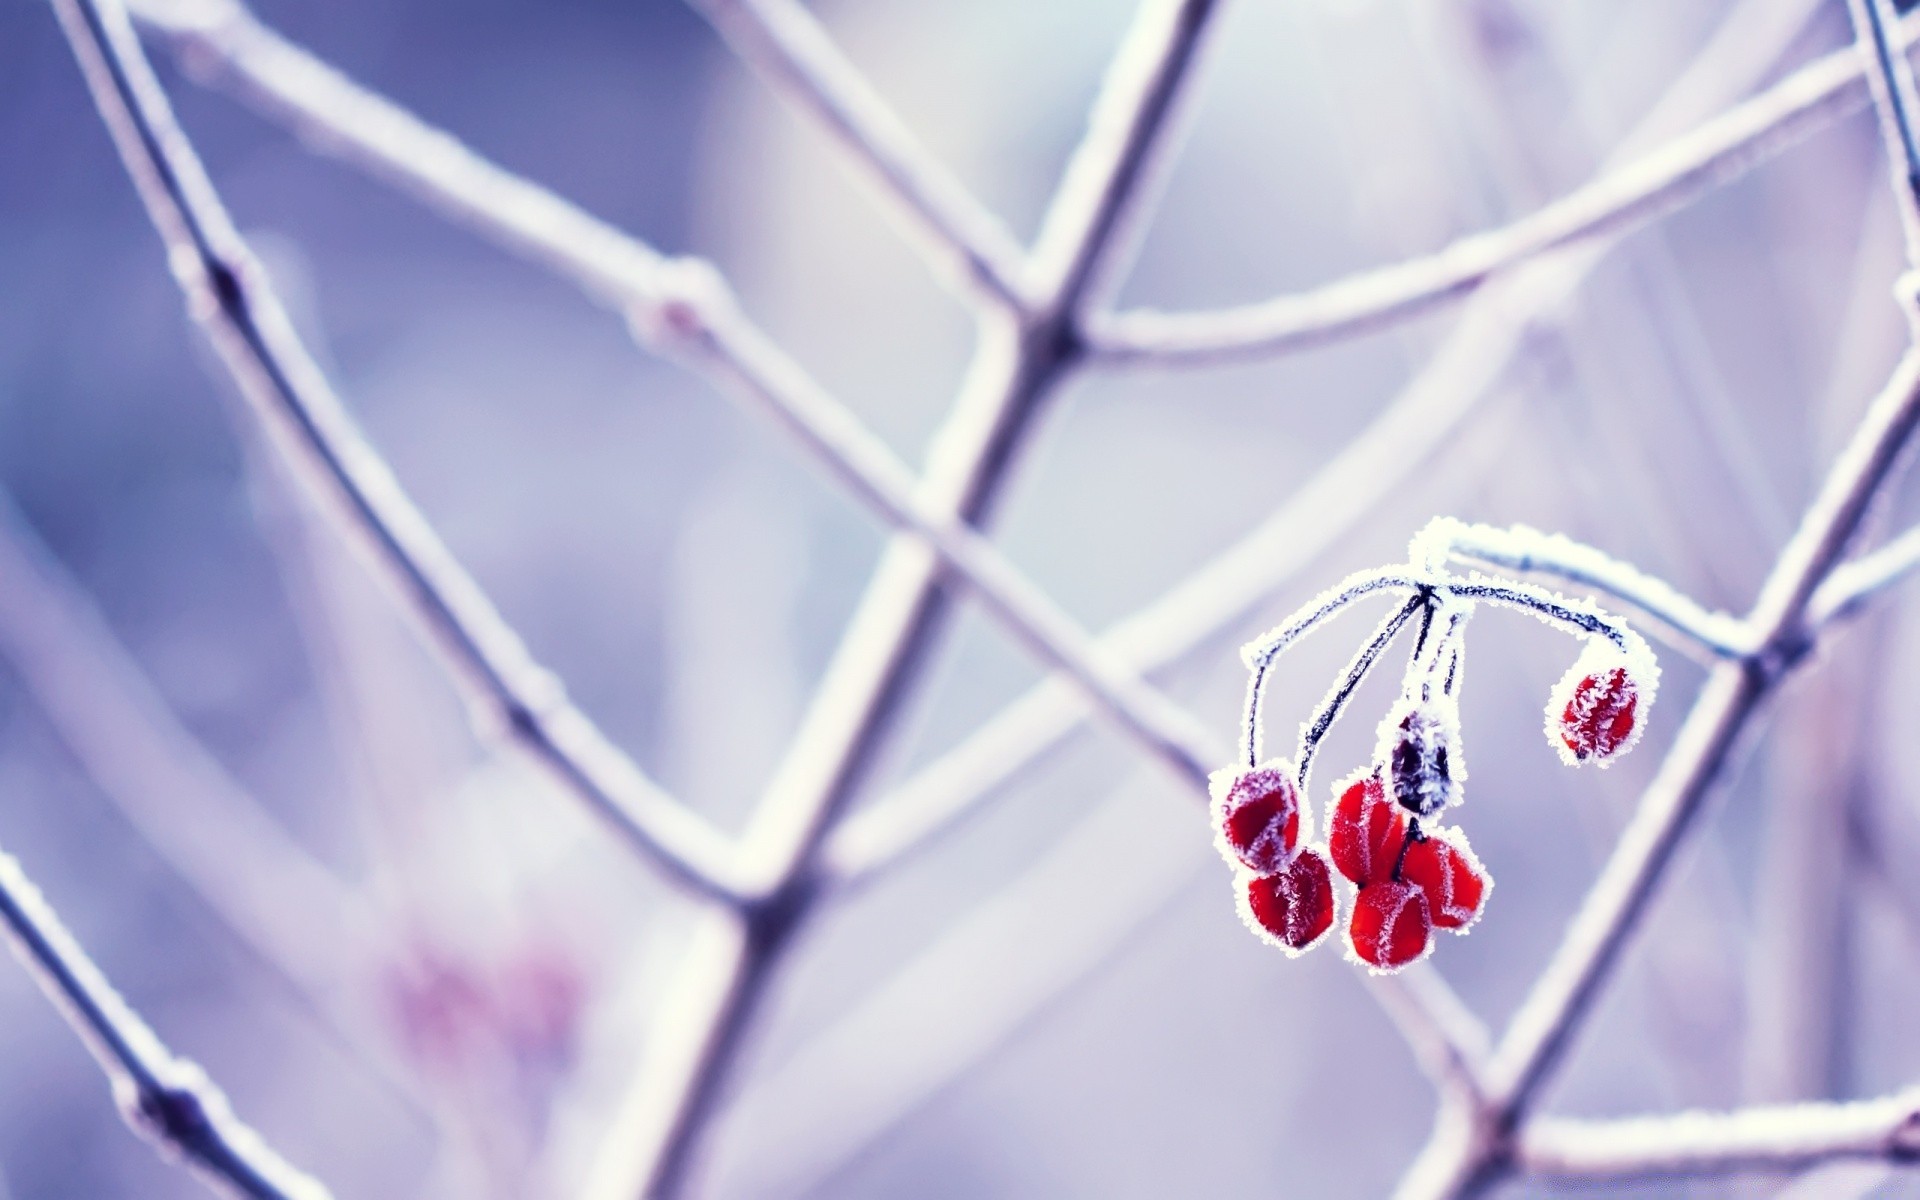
[4,0,1920,1195]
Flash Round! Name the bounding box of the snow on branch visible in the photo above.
[1083,10,1920,366]
[0,845,332,1200]
[1515,1089,1920,1179]
[1417,519,1751,661]
[687,0,1034,310]
[53,0,745,901]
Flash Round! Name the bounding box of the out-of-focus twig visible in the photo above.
[0,843,333,1199]
[52,0,743,900]
[1514,1088,1920,1179]
[685,0,1033,309]
[1085,9,1920,365]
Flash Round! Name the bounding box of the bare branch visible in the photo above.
[54,0,743,900]
[1516,1089,1920,1180]
[686,0,1034,310]
[580,3,1228,1194]
[1420,519,1751,661]
[121,0,1222,822]
[1847,0,1920,266]
[1086,12,1920,366]
[1808,520,1920,625]
[0,844,332,1199]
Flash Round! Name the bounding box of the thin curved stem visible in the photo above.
[0,844,331,1200]
[1296,594,1423,792]
[53,0,744,900]
[1239,571,1424,767]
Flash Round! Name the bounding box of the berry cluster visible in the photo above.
[1212,521,1660,973]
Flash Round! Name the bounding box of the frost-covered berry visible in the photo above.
[1379,697,1464,816]
[1328,770,1406,887]
[1398,828,1491,931]
[1547,639,1657,766]
[1209,761,1302,873]
[1238,848,1335,954]
[1348,879,1432,971]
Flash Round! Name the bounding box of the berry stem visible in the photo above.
[1296,593,1423,792]
[1391,816,1425,884]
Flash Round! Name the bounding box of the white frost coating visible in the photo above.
[1418,518,1749,659]
[1378,695,1468,815]
[1544,635,1662,767]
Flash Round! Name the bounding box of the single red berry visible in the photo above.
[1240,848,1335,954]
[1547,640,1656,766]
[1210,762,1302,873]
[1328,771,1407,887]
[1399,828,1491,930]
[1348,879,1432,971]
[1558,668,1636,760]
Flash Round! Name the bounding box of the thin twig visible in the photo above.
[53,0,743,900]
[1848,0,1920,264]
[1084,10,1920,366]
[1515,1089,1920,1179]
[0,843,332,1200]
[685,0,1033,309]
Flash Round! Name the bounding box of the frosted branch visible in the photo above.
[1516,1089,1920,1179]
[686,0,1033,309]
[1417,519,1750,660]
[1084,12,1919,366]
[0,844,331,1200]
[54,0,745,900]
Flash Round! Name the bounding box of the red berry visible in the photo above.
[1399,828,1491,930]
[1210,763,1302,873]
[1240,848,1335,954]
[1328,771,1406,887]
[1558,668,1636,760]
[1547,640,1656,766]
[1348,879,1432,971]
